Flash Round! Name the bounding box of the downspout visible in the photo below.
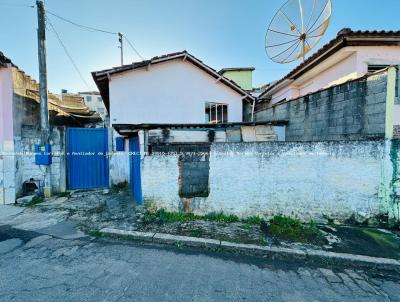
[251,99,256,122]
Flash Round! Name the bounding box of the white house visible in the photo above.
[260,29,400,99]
[92,51,255,128]
[78,91,108,122]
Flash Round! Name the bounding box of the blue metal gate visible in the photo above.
[67,128,109,189]
[129,136,142,205]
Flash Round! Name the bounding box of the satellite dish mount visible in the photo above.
[265,0,332,64]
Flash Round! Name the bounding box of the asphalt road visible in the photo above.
[0,225,399,302]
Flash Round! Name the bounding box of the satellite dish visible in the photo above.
[265,0,332,63]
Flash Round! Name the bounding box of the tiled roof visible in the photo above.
[218,67,255,74]
[92,51,255,111]
[260,28,400,98]
[1,50,101,124]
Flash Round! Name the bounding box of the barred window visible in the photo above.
[205,102,228,124]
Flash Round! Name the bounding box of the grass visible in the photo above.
[143,209,201,225]
[243,216,265,225]
[204,212,240,223]
[265,215,324,244]
[25,196,45,207]
[143,209,242,225]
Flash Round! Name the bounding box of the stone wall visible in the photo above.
[142,140,386,222]
[255,71,389,141]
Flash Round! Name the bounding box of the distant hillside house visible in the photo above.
[78,91,108,122]
[92,51,255,127]
[259,29,400,105]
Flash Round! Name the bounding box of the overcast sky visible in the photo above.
[1,0,399,93]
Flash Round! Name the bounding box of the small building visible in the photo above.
[259,29,400,105]
[218,67,255,91]
[92,51,256,127]
[78,91,108,123]
[90,48,400,225]
[0,51,101,204]
[255,29,400,141]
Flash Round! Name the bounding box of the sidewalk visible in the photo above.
[7,188,400,270]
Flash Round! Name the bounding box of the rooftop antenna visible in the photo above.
[265,0,332,64]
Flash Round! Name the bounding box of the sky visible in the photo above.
[0,0,399,94]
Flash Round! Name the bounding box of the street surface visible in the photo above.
[0,224,399,302]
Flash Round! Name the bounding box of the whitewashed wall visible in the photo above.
[109,60,244,125]
[0,66,15,204]
[142,140,385,222]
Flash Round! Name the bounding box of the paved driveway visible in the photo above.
[0,224,399,302]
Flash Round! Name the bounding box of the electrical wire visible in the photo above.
[123,35,144,61]
[45,9,144,61]
[45,10,118,35]
[46,15,91,90]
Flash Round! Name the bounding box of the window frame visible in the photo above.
[205,102,228,124]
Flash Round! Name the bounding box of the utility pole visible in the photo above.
[37,0,52,198]
[118,32,123,65]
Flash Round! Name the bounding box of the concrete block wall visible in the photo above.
[142,140,386,222]
[255,71,389,141]
[17,125,66,196]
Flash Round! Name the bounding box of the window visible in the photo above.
[97,96,102,102]
[86,96,92,102]
[368,65,389,73]
[205,103,228,124]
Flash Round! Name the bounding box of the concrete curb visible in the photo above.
[100,228,400,271]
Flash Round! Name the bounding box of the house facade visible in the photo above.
[93,51,255,127]
[260,29,400,107]
[78,91,108,122]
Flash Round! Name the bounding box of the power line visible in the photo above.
[124,35,144,61]
[46,15,91,90]
[46,10,118,35]
[45,9,144,61]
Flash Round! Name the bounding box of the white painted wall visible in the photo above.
[270,45,400,104]
[109,60,244,124]
[142,141,385,222]
[0,66,15,205]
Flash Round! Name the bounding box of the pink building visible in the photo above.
[259,29,400,126]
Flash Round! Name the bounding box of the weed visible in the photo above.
[143,209,201,225]
[265,215,325,244]
[204,212,240,223]
[26,196,45,207]
[243,216,265,225]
